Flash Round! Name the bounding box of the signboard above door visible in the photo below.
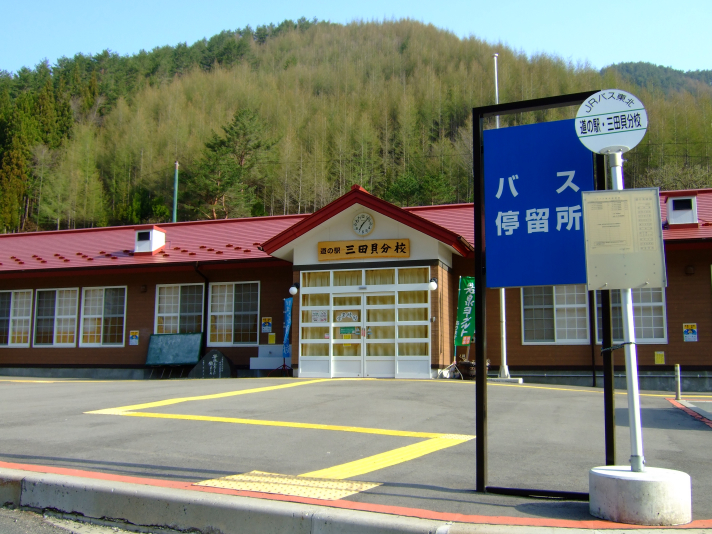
[318,239,410,261]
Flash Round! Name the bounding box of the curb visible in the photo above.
[0,467,707,533]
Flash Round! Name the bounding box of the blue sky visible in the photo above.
[1,0,708,74]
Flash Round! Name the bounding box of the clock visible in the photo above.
[352,212,375,236]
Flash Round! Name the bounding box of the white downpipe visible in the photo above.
[609,151,645,472]
[493,53,509,379]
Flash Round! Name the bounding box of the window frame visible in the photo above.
[32,288,79,348]
[154,283,205,335]
[0,289,33,348]
[595,288,668,344]
[207,281,260,347]
[521,285,591,345]
[79,286,128,348]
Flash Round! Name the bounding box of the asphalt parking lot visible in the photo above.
[1,377,710,521]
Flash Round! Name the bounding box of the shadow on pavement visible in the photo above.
[615,407,712,431]
[514,501,592,520]
[0,453,234,481]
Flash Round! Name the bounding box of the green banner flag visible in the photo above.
[454,276,475,346]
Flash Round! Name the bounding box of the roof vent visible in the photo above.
[134,225,166,255]
[666,196,698,227]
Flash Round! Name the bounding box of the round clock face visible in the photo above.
[352,213,375,236]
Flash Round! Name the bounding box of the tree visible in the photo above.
[182,109,276,219]
[636,162,712,190]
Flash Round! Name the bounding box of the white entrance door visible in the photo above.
[363,293,396,377]
[298,267,433,379]
[331,294,364,377]
[331,293,396,378]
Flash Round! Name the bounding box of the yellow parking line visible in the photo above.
[114,411,450,439]
[86,379,330,414]
[300,434,474,479]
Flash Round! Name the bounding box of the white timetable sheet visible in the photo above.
[582,188,666,290]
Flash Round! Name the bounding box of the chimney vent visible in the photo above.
[134,225,166,255]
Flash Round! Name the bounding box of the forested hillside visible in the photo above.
[1,19,710,232]
[602,62,712,94]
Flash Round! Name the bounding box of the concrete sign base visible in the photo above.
[589,466,691,525]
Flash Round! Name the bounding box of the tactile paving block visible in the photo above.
[194,471,382,500]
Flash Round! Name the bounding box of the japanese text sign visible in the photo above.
[317,239,410,261]
[454,276,475,346]
[575,89,648,154]
[484,119,594,288]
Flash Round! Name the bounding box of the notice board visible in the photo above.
[145,333,203,366]
[582,188,666,290]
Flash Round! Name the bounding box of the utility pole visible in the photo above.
[173,161,179,223]
[493,53,510,379]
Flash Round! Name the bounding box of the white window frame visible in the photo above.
[154,283,205,334]
[207,281,260,347]
[0,289,33,348]
[521,285,590,345]
[79,286,127,347]
[595,288,668,344]
[33,288,79,348]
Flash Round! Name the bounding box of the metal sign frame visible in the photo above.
[473,91,616,497]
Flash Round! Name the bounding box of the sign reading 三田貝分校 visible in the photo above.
[318,239,409,261]
[484,119,594,288]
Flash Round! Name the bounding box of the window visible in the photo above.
[208,282,259,346]
[522,285,589,344]
[0,290,32,347]
[596,288,667,343]
[34,289,79,347]
[80,287,126,346]
[155,284,204,334]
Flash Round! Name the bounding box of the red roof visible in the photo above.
[261,185,474,257]
[7,186,707,276]
[661,188,712,242]
[0,214,306,274]
[406,203,474,247]
[0,195,475,275]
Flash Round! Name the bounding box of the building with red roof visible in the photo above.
[1,185,711,384]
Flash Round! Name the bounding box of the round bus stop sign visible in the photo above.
[575,89,647,154]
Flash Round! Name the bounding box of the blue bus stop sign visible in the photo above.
[484,119,594,288]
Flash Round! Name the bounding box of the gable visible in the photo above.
[270,203,457,267]
[261,185,473,264]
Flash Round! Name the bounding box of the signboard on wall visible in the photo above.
[683,324,698,342]
[581,188,666,290]
[318,239,410,261]
[484,119,594,288]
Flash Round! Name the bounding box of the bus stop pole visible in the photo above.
[610,151,645,472]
